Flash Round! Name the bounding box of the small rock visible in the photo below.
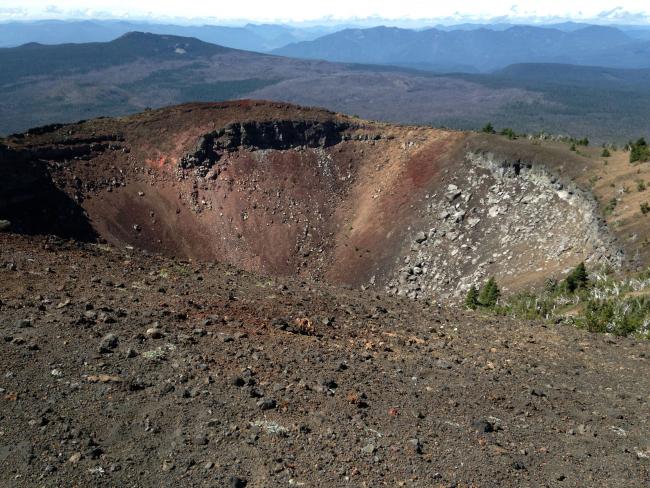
[512,460,526,470]
[271,318,289,330]
[86,446,103,459]
[98,334,118,353]
[435,359,452,370]
[321,379,338,390]
[472,419,495,433]
[124,348,138,358]
[0,220,11,232]
[146,327,163,339]
[16,319,32,328]
[69,452,83,464]
[257,398,277,410]
[407,438,422,454]
[361,443,377,455]
[249,387,264,398]
[230,477,247,488]
[231,377,246,387]
[194,434,209,446]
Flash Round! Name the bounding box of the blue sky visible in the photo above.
[2,1,650,24]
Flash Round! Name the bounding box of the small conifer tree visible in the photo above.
[478,277,500,307]
[482,122,496,134]
[500,128,516,140]
[565,262,588,293]
[465,286,479,309]
[630,137,650,163]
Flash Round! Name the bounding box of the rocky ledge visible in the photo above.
[179,120,352,176]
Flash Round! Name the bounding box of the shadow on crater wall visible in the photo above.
[0,145,97,241]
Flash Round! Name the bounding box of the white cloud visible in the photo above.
[2,0,649,24]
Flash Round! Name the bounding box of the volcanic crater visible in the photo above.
[1,100,622,299]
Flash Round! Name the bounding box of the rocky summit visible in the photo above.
[0,101,649,487]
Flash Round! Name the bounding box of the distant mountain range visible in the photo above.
[0,32,232,85]
[0,20,331,51]
[3,19,650,69]
[1,32,650,141]
[273,25,650,72]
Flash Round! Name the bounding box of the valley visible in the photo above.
[2,33,650,141]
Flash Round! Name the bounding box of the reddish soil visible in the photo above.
[1,101,469,287]
[0,232,648,487]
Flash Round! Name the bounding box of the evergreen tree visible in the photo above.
[482,122,495,134]
[601,148,611,157]
[465,286,479,309]
[630,137,650,163]
[500,128,516,140]
[478,277,500,307]
[565,262,588,293]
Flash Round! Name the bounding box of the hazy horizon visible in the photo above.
[2,1,650,26]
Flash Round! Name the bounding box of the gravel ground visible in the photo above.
[0,233,648,487]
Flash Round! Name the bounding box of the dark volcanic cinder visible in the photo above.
[0,232,648,487]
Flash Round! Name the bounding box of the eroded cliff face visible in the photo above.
[178,120,352,176]
[386,151,623,301]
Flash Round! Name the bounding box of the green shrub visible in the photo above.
[601,148,611,157]
[581,296,650,336]
[638,180,647,192]
[544,278,558,294]
[489,266,650,338]
[604,197,618,215]
[641,202,650,215]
